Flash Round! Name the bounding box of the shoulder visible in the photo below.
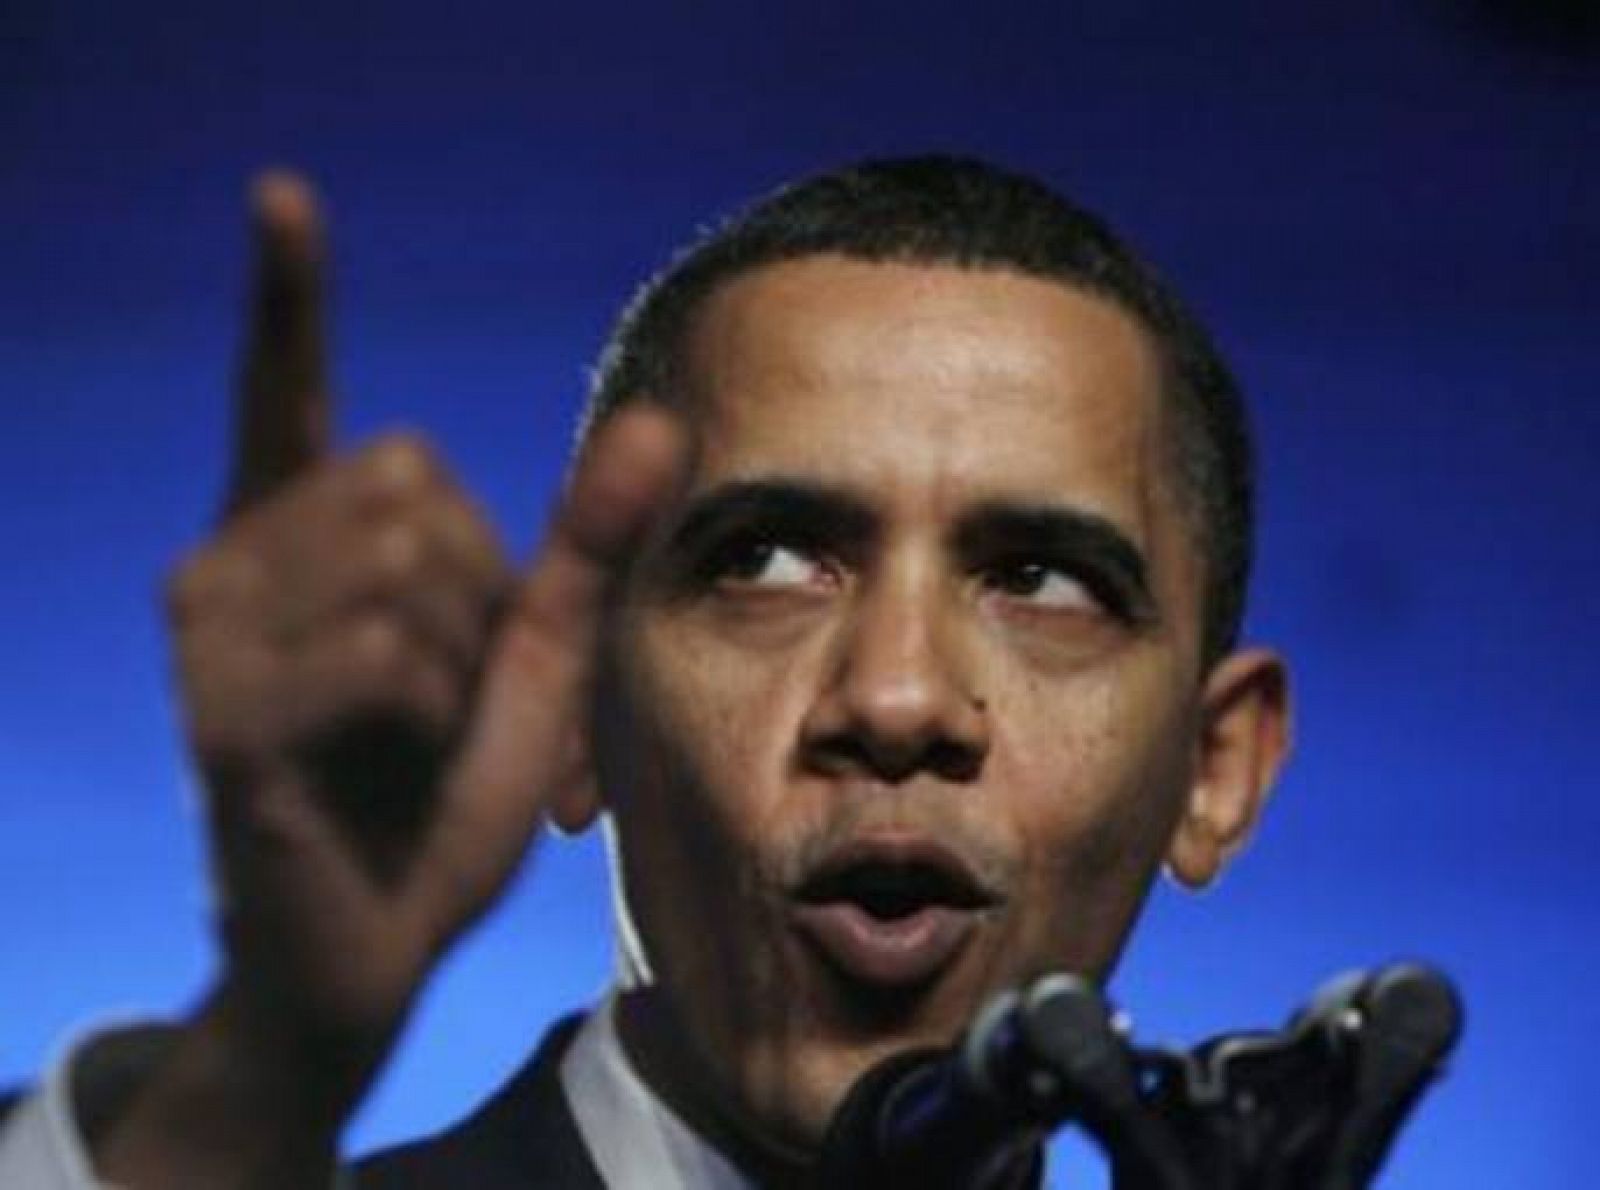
[353,1015,604,1190]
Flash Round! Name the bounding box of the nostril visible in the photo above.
[926,738,984,782]
[801,729,983,784]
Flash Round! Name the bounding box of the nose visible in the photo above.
[798,562,990,784]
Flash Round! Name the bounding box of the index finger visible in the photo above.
[224,171,332,520]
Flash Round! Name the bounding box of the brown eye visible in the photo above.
[986,561,1098,611]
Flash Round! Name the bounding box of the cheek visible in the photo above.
[597,611,821,961]
[599,614,838,1118]
[994,664,1195,976]
[625,614,811,833]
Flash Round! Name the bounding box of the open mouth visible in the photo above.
[796,856,996,918]
[790,839,1000,992]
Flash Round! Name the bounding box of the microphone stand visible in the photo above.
[814,964,1462,1189]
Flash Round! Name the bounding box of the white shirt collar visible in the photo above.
[559,994,752,1190]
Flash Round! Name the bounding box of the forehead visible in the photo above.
[679,256,1174,532]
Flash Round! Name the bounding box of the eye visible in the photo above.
[984,560,1101,612]
[710,538,832,591]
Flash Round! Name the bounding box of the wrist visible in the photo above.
[93,980,375,1190]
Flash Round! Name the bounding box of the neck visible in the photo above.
[614,987,817,1189]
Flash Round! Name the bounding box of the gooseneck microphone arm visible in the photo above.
[814,973,1196,1189]
[813,964,1463,1189]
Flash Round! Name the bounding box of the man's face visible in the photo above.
[594,256,1211,1151]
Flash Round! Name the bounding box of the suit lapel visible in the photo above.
[354,1014,605,1189]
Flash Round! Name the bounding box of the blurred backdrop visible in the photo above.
[3,1,1596,1183]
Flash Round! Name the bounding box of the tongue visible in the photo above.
[791,901,977,989]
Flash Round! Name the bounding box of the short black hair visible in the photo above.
[585,155,1253,669]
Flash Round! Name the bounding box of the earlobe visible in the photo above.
[550,772,602,835]
[1166,647,1291,889]
[547,728,604,835]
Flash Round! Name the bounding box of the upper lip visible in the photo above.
[792,833,1002,915]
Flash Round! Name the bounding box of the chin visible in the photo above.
[731,948,997,1151]
[734,1033,906,1153]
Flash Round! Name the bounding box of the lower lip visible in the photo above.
[790,902,980,990]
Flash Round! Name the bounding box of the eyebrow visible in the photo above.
[666,478,877,554]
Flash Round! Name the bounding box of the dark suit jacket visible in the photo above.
[0,1018,604,1189]
[8,1020,1046,1188]
[354,1015,605,1189]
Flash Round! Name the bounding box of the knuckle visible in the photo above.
[343,616,462,727]
[165,556,209,621]
[363,432,441,500]
[355,649,460,737]
[189,722,259,786]
[446,598,498,674]
[402,658,461,731]
[166,545,260,621]
[180,654,279,779]
[439,503,507,586]
[371,518,428,587]
[348,613,410,676]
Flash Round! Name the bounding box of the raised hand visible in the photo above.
[96,175,682,1187]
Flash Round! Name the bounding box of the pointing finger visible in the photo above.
[225,171,332,520]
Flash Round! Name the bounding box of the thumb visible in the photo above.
[416,404,685,929]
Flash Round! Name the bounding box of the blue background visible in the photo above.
[3,2,1595,1183]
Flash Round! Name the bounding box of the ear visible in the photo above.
[1165,647,1292,889]
[547,726,604,835]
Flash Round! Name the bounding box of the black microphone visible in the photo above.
[813,964,1461,1189]
[1130,962,1463,1189]
[814,973,1171,1189]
